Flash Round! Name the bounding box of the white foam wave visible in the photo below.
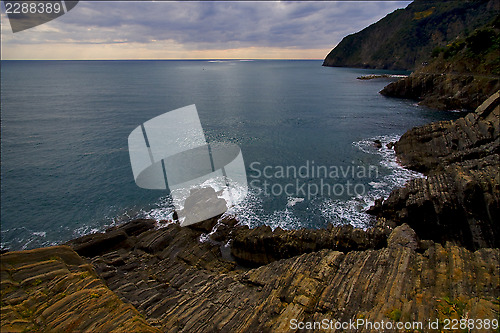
[354,134,425,189]
[316,134,425,229]
[287,197,304,207]
[335,134,425,228]
[130,134,423,233]
[1,227,52,250]
[319,195,376,230]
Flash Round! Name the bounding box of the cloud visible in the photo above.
[1,1,412,59]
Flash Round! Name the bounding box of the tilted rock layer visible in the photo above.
[59,220,500,332]
[380,73,499,111]
[370,92,499,250]
[1,98,499,332]
[0,246,159,333]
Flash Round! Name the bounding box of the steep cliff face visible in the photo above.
[323,0,499,70]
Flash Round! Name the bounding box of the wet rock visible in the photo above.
[208,215,239,242]
[68,219,158,257]
[107,218,156,236]
[187,215,220,233]
[68,229,130,258]
[366,197,383,216]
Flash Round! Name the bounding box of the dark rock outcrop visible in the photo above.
[370,91,500,250]
[66,219,156,257]
[395,91,500,172]
[380,72,499,111]
[379,16,500,111]
[230,224,387,266]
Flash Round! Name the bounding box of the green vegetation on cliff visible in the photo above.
[323,0,499,70]
[380,17,500,110]
[428,15,500,75]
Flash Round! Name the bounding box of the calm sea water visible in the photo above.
[0,60,461,250]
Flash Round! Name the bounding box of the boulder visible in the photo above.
[387,223,418,250]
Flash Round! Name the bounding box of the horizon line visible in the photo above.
[1,58,324,61]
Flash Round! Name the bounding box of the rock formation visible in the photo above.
[4,215,495,333]
[369,92,499,250]
[380,73,499,111]
[380,16,500,110]
[0,246,159,332]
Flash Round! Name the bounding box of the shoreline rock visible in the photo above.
[357,74,407,80]
[380,72,500,111]
[369,91,499,250]
[0,246,160,332]
[4,220,498,332]
[2,95,499,332]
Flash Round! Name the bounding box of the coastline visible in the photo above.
[2,91,498,332]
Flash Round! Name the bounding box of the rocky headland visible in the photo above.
[2,92,499,332]
[323,0,499,71]
[369,92,499,250]
[380,18,500,111]
[324,0,499,111]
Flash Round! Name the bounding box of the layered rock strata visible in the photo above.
[1,95,499,332]
[380,72,499,111]
[369,92,499,250]
[53,221,500,332]
[0,246,159,332]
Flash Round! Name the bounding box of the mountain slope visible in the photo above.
[323,0,499,70]
[380,17,500,110]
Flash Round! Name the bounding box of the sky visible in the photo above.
[1,1,412,60]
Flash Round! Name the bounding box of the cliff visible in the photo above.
[380,17,500,110]
[323,0,499,71]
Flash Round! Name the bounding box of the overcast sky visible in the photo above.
[1,1,411,60]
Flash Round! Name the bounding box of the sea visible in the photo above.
[0,60,463,251]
